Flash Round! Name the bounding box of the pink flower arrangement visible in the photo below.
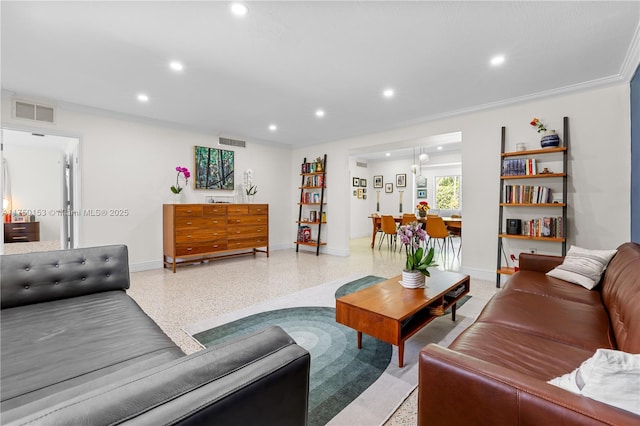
[171,166,191,194]
[397,222,438,275]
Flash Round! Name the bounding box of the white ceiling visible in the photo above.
[2,1,639,148]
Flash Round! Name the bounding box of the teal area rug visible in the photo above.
[184,273,484,426]
[193,306,392,426]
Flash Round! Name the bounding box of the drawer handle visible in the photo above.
[186,248,193,251]
[186,221,192,225]
[236,219,241,223]
[257,229,262,232]
[213,221,218,224]
[213,245,219,248]
[12,227,26,230]
[13,236,28,240]
[186,210,193,213]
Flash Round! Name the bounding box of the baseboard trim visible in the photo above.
[460,266,497,283]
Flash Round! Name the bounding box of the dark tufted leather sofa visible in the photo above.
[1,245,310,426]
[418,242,640,425]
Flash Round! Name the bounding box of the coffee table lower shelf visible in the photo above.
[335,272,470,367]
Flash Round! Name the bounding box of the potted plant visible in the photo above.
[170,166,190,203]
[416,201,430,217]
[397,222,438,288]
[245,185,257,202]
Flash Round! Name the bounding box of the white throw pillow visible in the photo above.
[546,245,617,289]
[548,349,640,415]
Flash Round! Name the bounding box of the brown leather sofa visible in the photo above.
[418,242,640,425]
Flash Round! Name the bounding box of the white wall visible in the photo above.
[3,84,631,279]
[2,96,294,270]
[293,84,632,280]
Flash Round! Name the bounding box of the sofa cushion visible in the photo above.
[449,322,597,381]
[505,270,604,306]
[475,289,615,351]
[1,290,183,411]
[548,348,640,415]
[546,245,617,290]
[599,243,640,353]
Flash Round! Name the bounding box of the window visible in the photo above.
[436,176,461,209]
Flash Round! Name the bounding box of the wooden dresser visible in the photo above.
[4,222,40,243]
[163,204,269,272]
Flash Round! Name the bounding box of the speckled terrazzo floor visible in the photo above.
[125,237,497,425]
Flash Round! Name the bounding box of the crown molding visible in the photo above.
[620,21,640,82]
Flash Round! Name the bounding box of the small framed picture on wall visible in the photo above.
[417,189,427,199]
[360,178,367,187]
[396,173,406,188]
[373,175,383,188]
[352,177,360,187]
[385,183,393,193]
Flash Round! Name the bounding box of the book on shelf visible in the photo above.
[297,226,312,242]
[503,185,552,204]
[502,158,537,176]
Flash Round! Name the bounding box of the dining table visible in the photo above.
[368,215,462,248]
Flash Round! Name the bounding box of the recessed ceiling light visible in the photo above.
[230,3,248,16]
[382,88,395,98]
[385,152,391,157]
[269,124,277,131]
[137,94,149,102]
[437,146,443,150]
[169,61,183,72]
[315,109,325,118]
[490,55,506,66]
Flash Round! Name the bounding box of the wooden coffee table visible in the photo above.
[335,271,470,367]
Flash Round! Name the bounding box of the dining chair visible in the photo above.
[400,213,416,226]
[447,214,462,257]
[378,215,398,251]
[425,215,453,254]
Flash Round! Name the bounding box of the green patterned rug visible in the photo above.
[186,274,477,426]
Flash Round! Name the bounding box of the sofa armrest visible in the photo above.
[418,344,640,426]
[6,326,310,426]
[518,252,563,273]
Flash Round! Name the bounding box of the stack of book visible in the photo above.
[503,185,552,204]
[502,158,537,176]
[521,217,564,238]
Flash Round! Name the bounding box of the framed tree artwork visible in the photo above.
[194,146,234,190]
[396,173,406,188]
[385,183,393,193]
[373,175,383,188]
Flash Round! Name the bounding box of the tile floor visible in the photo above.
[126,237,497,425]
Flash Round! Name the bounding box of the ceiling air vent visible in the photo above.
[13,100,55,123]
[219,137,246,148]
[356,161,368,168]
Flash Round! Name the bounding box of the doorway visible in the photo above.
[1,128,80,254]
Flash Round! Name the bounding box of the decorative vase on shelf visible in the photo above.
[540,130,560,149]
[400,270,426,288]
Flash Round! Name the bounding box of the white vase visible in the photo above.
[401,270,425,288]
[172,192,183,204]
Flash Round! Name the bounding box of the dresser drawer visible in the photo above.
[227,205,249,215]
[203,205,228,216]
[227,237,268,250]
[228,225,268,240]
[176,217,226,229]
[174,205,203,217]
[4,222,40,243]
[249,205,268,215]
[176,241,228,256]
[175,228,228,243]
[227,215,268,226]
